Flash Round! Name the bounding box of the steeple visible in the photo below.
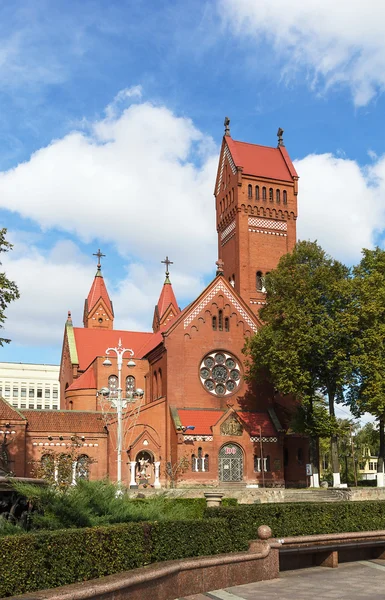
[153,257,180,332]
[83,250,114,329]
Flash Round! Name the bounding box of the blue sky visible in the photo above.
[1,0,385,377]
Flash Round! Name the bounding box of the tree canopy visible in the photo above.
[245,240,357,481]
[0,228,19,346]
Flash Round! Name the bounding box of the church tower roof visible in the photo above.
[153,256,180,332]
[86,265,113,315]
[83,250,114,329]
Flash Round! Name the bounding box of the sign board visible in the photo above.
[306,463,313,476]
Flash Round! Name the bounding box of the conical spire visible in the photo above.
[83,250,114,329]
[153,257,180,332]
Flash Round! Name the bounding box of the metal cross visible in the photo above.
[161,256,173,275]
[93,249,106,269]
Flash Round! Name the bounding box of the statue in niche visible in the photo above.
[221,416,243,436]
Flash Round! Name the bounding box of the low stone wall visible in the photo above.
[278,530,385,571]
[6,527,279,600]
[130,486,385,504]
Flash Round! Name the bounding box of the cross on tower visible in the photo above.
[93,249,106,269]
[161,256,173,276]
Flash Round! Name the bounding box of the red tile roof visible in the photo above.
[157,280,180,320]
[178,409,224,435]
[177,409,277,436]
[226,137,298,182]
[87,271,113,314]
[66,367,96,392]
[138,330,164,358]
[72,328,153,371]
[0,397,25,421]
[22,410,106,433]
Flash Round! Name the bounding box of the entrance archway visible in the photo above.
[218,444,243,482]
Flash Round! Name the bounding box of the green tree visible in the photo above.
[348,248,385,481]
[0,228,20,345]
[245,241,357,487]
[355,422,379,457]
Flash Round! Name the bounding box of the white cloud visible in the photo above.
[0,99,218,275]
[105,86,143,120]
[3,91,385,352]
[2,239,205,348]
[295,152,385,263]
[220,0,385,105]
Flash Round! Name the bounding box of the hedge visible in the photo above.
[205,501,385,551]
[129,497,237,520]
[0,518,232,598]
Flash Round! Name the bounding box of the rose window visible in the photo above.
[200,351,242,397]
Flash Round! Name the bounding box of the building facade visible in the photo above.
[1,123,307,488]
[0,363,60,410]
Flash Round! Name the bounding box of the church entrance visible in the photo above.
[218,444,243,482]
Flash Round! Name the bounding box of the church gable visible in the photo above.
[86,298,114,329]
[180,276,260,337]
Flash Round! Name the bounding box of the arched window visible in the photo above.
[256,271,263,291]
[204,454,209,472]
[41,454,55,478]
[283,190,287,204]
[218,309,223,331]
[57,454,72,485]
[276,189,280,203]
[212,316,217,330]
[191,454,197,471]
[254,455,261,472]
[158,369,163,397]
[262,187,266,200]
[108,375,118,398]
[153,371,158,401]
[255,185,259,200]
[269,188,273,201]
[248,184,252,199]
[297,447,303,465]
[76,455,90,480]
[126,375,135,394]
[263,455,271,472]
[225,317,230,332]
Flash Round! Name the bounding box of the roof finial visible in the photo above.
[93,249,106,274]
[161,256,173,283]
[224,116,231,137]
[216,258,224,276]
[67,310,72,324]
[277,127,285,147]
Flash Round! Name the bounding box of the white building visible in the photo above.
[0,362,60,410]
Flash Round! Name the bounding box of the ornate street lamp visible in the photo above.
[98,338,144,488]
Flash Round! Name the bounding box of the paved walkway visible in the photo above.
[181,560,385,599]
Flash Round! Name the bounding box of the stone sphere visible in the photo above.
[257,525,272,540]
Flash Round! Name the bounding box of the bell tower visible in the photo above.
[214,119,299,315]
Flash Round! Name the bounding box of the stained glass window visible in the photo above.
[199,351,242,397]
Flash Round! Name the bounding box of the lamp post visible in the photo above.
[98,338,144,488]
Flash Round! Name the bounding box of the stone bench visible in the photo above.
[277,530,385,570]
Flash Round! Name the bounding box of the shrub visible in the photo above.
[205,501,385,550]
[0,518,230,597]
[9,481,238,533]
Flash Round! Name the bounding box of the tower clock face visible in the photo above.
[199,351,242,397]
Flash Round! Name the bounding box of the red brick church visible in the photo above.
[0,122,307,488]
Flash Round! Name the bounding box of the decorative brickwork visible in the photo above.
[248,217,287,231]
[183,281,257,332]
